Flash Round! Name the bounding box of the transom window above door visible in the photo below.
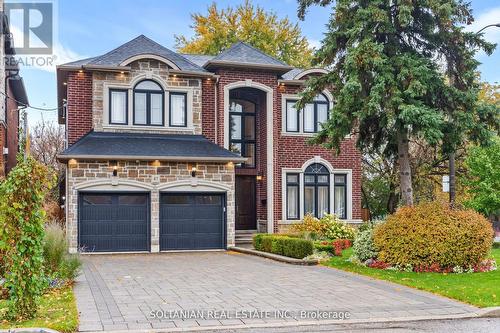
[229,99,256,168]
[285,94,329,134]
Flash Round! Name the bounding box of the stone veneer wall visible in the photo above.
[92,59,203,134]
[66,160,235,253]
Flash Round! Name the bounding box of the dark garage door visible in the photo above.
[79,193,149,252]
[160,193,225,250]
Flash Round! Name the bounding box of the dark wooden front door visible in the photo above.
[235,176,257,230]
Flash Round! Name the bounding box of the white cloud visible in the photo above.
[465,7,500,46]
[308,39,322,50]
[9,23,86,73]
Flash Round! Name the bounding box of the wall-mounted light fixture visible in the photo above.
[256,175,263,181]
[152,160,161,167]
[112,165,118,177]
[78,69,83,73]
[191,166,197,177]
[68,158,77,168]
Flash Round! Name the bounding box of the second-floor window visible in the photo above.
[286,94,329,133]
[229,99,256,168]
[133,80,164,126]
[169,92,187,127]
[109,89,128,125]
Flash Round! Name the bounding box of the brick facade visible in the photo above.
[62,57,363,251]
[66,160,235,253]
[67,71,93,145]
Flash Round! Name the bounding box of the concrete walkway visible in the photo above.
[74,252,477,332]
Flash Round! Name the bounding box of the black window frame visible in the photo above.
[169,92,188,128]
[304,163,330,218]
[285,99,300,133]
[303,98,329,133]
[286,173,300,220]
[229,99,257,169]
[133,79,165,127]
[334,174,348,219]
[109,88,128,125]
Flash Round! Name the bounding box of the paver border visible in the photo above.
[228,247,318,265]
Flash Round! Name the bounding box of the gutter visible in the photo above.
[278,79,305,86]
[57,154,248,163]
[205,60,293,72]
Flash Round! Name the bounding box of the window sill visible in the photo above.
[279,218,363,225]
[281,132,317,137]
[102,125,196,133]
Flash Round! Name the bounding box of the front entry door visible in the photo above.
[235,176,257,230]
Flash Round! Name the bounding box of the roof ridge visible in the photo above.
[213,40,288,66]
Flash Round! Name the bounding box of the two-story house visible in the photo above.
[57,35,362,253]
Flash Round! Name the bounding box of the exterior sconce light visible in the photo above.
[227,162,234,169]
[152,160,161,167]
[112,165,118,177]
[256,175,263,181]
[191,166,197,177]
[78,69,83,73]
[68,159,77,168]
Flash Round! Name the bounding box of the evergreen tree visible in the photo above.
[296,0,495,206]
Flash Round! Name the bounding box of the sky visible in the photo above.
[11,0,500,126]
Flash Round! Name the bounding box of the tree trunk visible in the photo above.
[397,128,414,206]
[449,151,456,208]
[387,182,398,213]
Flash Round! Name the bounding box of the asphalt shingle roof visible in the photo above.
[281,68,303,80]
[209,41,290,67]
[180,54,215,67]
[62,35,208,73]
[59,131,245,162]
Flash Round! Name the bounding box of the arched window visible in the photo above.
[304,163,330,218]
[133,80,164,126]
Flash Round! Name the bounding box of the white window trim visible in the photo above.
[281,91,334,136]
[102,76,196,132]
[281,156,354,224]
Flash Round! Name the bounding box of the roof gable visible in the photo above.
[62,35,207,73]
[206,41,292,71]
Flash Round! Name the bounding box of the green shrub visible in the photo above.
[314,242,333,253]
[374,203,494,268]
[353,225,378,262]
[281,238,314,259]
[493,242,500,249]
[253,234,265,251]
[291,213,356,240]
[254,235,313,259]
[0,155,55,319]
[43,222,81,282]
[321,214,356,240]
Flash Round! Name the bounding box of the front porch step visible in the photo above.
[235,230,258,245]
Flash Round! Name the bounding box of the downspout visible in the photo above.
[4,69,20,167]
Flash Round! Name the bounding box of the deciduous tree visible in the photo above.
[176,0,314,68]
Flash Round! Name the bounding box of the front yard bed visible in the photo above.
[324,248,500,308]
[0,286,78,332]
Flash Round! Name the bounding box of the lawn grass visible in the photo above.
[0,286,78,332]
[324,248,500,308]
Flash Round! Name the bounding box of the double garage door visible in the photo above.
[79,192,225,252]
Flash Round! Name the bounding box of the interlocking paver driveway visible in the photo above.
[74,252,477,331]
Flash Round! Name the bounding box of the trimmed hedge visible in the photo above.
[374,202,494,268]
[253,234,314,259]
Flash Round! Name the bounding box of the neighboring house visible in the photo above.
[0,9,29,178]
[57,35,362,253]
